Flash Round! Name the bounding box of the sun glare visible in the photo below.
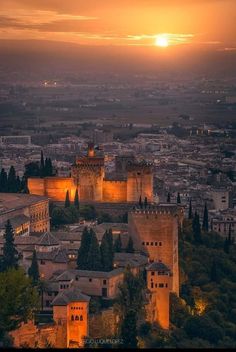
[155,35,169,47]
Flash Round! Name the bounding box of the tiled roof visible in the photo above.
[0,214,30,229]
[114,253,148,268]
[51,287,90,306]
[37,232,59,246]
[55,268,124,282]
[146,262,170,272]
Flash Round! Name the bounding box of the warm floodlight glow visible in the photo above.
[155,35,169,47]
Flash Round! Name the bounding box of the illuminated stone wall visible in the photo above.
[146,270,172,329]
[127,164,153,203]
[103,180,127,202]
[28,177,76,202]
[128,206,180,295]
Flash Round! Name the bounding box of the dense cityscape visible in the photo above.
[0,0,236,349]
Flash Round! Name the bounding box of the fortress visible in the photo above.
[28,144,153,203]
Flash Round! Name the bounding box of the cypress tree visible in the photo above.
[100,231,112,271]
[210,259,220,283]
[114,234,122,252]
[40,150,45,177]
[139,196,143,209]
[1,220,18,271]
[144,197,148,209]
[7,166,17,192]
[224,224,232,253]
[87,229,102,271]
[0,168,8,192]
[28,250,40,285]
[21,175,29,193]
[177,192,181,204]
[65,190,71,208]
[77,227,91,269]
[188,198,193,219]
[74,188,80,209]
[120,309,138,348]
[126,236,135,253]
[202,202,209,232]
[48,158,53,176]
[167,192,171,203]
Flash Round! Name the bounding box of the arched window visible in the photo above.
[75,315,79,320]
[71,315,74,321]
[80,315,83,321]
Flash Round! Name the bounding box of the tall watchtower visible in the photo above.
[127,161,153,202]
[128,204,183,295]
[71,143,105,202]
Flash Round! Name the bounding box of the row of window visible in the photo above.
[151,271,167,276]
[71,315,83,321]
[71,306,83,310]
[151,283,168,288]
[142,241,162,247]
[60,284,69,289]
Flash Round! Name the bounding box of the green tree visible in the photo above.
[202,202,209,232]
[64,190,71,208]
[114,234,122,252]
[120,309,138,348]
[188,199,192,220]
[167,192,171,203]
[192,212,202,244]
[80,205,97,220]
[116,267,145,345]
[1,220,18,272]
[0,168,8,192]
[100,231,111,272]
[87,229,102,271]
[28,250,40,285]
[139,195,143,209]
[40,150,45,177]
[0,268,39,340]
[126,236,134,253]
[7,166,17,193]
[24,162,40,178]
[144,197,148,209]
[74,188,80,209]
[51,207,66,227]
[177,192,181,204]
[77,227,92,270]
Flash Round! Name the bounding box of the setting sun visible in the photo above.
[155,35,169,47]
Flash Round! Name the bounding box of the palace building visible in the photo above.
[28,143,153,203]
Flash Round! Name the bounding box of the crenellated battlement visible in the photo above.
[130,204,183,216]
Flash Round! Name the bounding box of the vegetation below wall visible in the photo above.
[138,220,236,348]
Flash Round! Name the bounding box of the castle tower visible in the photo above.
[146,262,172,330]
[127,161,153,202]
[128,204,183,295]
[52,288,90,348]
[71,144,105,202]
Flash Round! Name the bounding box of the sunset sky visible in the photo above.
[0,0,235,51]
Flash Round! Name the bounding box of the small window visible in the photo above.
[155,242,158,246]
[151,283,154,288]
[151,242,153,246]
[142,242,145,246]
[165,283,168,288]
[159,242,162,246]
[159,283,164,288]
[89,278,92,282]
[40,260,45,265]
[76,276,79,281]
[146,242,149,246]
[151,271,155,276]
[103,279,107,285]
[71,315,74,321]
[80,315,83,321]
[75,316,79,321]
